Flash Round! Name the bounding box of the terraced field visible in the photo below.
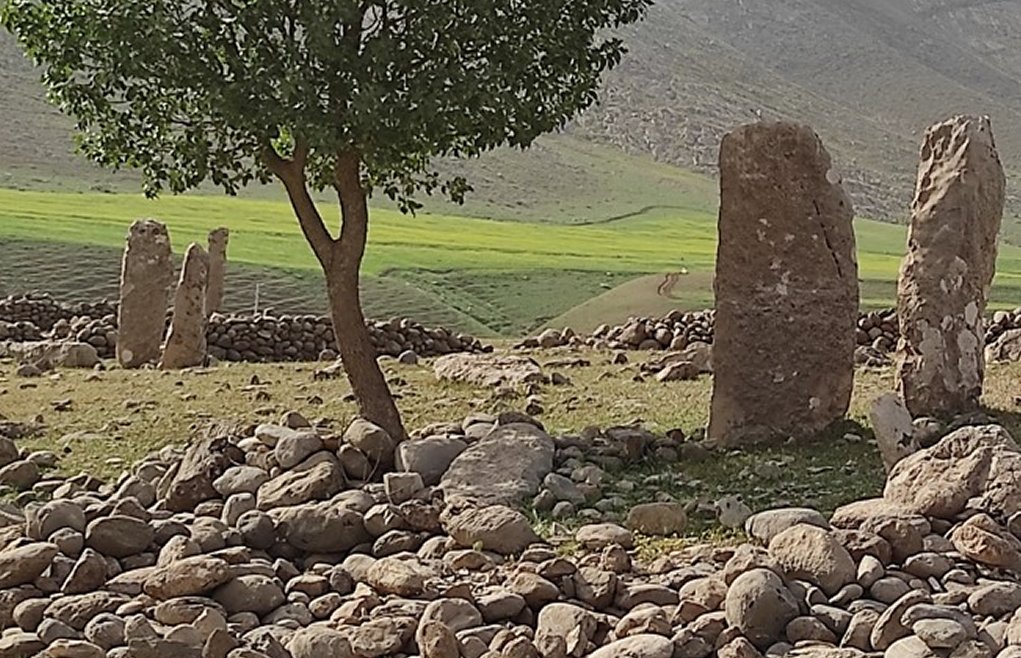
[6,187,1021,335]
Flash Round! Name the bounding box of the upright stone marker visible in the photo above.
[205,227,230,317]
[709,122,859,446]
[896,116,1005,418]
[161,243,209,370]
[117,219,173,369]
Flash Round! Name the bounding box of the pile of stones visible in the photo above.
[0,320,43,343]
[0,294,488,364]
[855,310,898,353]
[1,405,1021,658]
[51,315,121,359]
[206,315,488,364]
[523,307,1019,355]
[0,293,117,332]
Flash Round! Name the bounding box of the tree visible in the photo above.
[2,0,652,441]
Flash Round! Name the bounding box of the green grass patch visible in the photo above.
[6,187,1021,336]
[7,350,1021,547]
[387,269,638,335]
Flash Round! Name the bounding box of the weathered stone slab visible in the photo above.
[434,353,544,387]
[0,341,98,368]
[161,243,209,370]
[440,423,554,505]
[896,116,1005,418]
[117,219,173,368]
[708,122,859,446]
[205,227,229,317]
[870,393,916,472]
[884,424,1021,521]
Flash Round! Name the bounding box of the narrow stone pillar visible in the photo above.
[117,220,173,368]
[205,227,229,317]
[708,122,859,446]
[896,116,1005,418]
[161,243,209,370]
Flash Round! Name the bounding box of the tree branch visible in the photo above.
[334,149,369,275]
[262,140,335,268]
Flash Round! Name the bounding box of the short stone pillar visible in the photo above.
[896,116,1005,418]
[161,243,209,370]
[116,220,174,368]
[205,227,229,317]
[708,122,859,446]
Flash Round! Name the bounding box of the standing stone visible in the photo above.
[160,243,209,370]
[117,220,173,368]
[709,122,859,446]
[205,227,229,317]
[896,116,1005,418]
[870,393,917,472]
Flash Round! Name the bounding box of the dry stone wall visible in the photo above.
[0,294,487,363]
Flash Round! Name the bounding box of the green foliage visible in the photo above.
[2,0,652,210]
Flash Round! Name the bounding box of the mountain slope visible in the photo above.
[574,0,1021,225]
[3,0,1021,227]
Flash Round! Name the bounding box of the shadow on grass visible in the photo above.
[535,418,886,548]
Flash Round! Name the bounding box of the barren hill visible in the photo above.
[3,0,1021,227]
[574,0,1021,226]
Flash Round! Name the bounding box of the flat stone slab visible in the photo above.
[434,354,544,387]
[440,423,554,505]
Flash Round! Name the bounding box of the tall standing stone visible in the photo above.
[117,220,174,369]
[205,227,229,318]
[896,116,1005,418]
[161,243,209,370]
[709,122,859,446]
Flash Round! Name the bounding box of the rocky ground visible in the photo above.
[1,401,1021,658]
[2,349,1021,657]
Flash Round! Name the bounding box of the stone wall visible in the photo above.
[0,294,488,363]
[524,307,1016,353]
[0,293,117,331]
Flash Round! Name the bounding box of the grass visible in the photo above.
[7,186,1021,338]
[6,348,1021,547]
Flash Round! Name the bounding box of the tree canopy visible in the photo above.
[3,0,652,441]
[3,0,652,210]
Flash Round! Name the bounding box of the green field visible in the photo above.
[5,186,1021,335]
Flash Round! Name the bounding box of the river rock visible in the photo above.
[768,524,855,595]
[0,542,58,588]
[725,569,799,649]
[395,437,467,486]
[442,505,540,555]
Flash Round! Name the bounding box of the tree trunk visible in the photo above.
[329,152,407,442]
[266,143,406,442]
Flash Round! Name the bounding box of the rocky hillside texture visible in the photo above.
[0,405,1020,657]
[573,0,1021,223]
[4,0,1021,224]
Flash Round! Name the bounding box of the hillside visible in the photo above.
[4,1,1021,227]
[7,188,1021,338]
[573,0,1021,229]
[5,2,1021,334]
